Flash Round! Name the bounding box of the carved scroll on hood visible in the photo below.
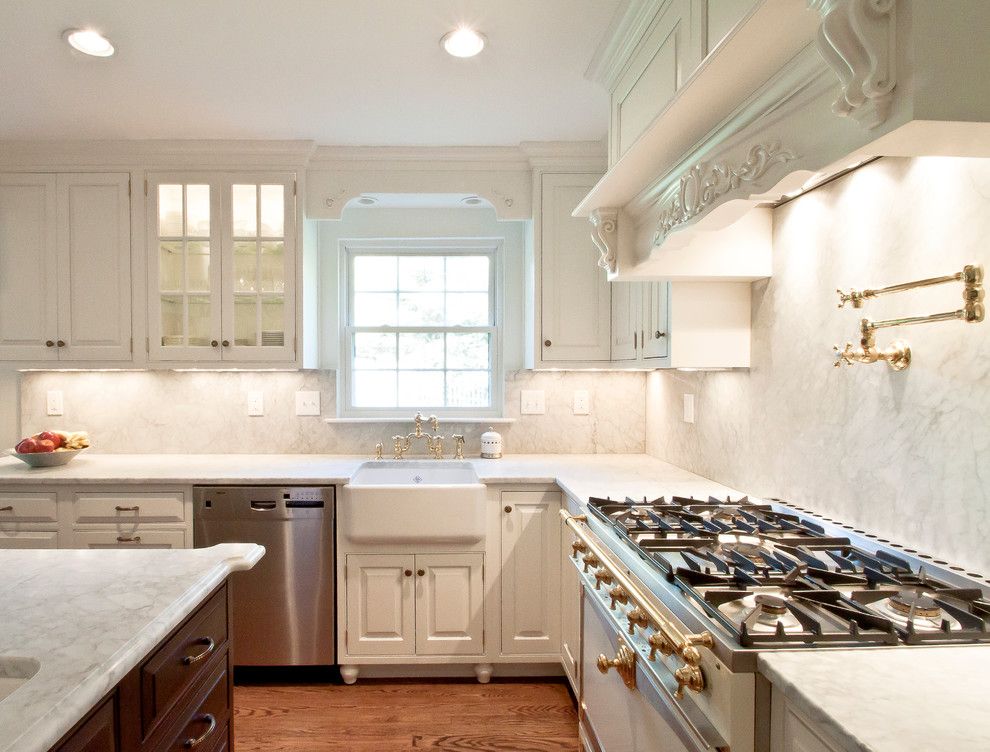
[653,142,796,246]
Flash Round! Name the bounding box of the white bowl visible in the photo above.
[9,448,85,468]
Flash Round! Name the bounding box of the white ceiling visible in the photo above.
[0,1,623,145]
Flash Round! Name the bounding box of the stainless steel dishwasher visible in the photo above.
[193,486,335,667]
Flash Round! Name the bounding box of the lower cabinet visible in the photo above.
[770,688,844,752]
[51,583,231,752]
[344,552,484,657]
[500,490,561,656]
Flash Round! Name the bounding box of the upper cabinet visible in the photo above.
[0,173,131,362]
[148,173,296,364]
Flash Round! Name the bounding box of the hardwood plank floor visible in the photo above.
[233,678,580,751]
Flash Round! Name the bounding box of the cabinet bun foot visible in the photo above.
[474,663,494,684]
[340,665,359,685]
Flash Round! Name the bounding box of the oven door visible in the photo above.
[580,584,727,752]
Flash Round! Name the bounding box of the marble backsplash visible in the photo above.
[646,156,990,574]
[19,369,646,456]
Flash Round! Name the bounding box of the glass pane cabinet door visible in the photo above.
[150,180,222,361]
[221,176,295,361]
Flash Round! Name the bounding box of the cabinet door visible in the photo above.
[0,174,58,360]
[0,530,59,549]
[70,529,187,549]
[56,173,132,361]
[500,490,561,655]
[540,173,610,363]
[148,176,222,362]
[559,513,581,691]
[221,175,296,362]
[610,281,641,362]
[414,553,484,656]
[642,281,670,359]
[345,554,416,656]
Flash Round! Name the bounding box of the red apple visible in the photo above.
[35,431,63,449]
[35,439,55,453]
[15,438,40,453]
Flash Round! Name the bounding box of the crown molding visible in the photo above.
[519,140,607,170]
[585,0,670,90]
[0,139,317,170]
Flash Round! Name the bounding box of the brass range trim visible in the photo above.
[834,264,984,370]
[562,511,713,699]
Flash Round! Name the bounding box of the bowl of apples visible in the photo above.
[10,431,90,467]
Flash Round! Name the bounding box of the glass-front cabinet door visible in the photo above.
[148,172,295,363]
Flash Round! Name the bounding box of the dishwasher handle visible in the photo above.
[250,500,277,511]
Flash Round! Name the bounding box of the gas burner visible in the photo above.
[889,591,942,619]
[862,590,963,633]
[717,592,803,634]
[715,533,766,561]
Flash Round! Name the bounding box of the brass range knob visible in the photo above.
[594,569,614,591]
[608,585,629,610]
[626,607,649,635]
[570,540,588,559]
[674,664,705,699]
[582,553,601,573]
[648,632,675,661]
[596,644,636,689]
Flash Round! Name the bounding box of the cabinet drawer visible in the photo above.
[0,530,59,548]
[155,661,229,752]
[0,491,58,523]
[72,491,186,524]
[141,586,228,738]
[55,695,116,752]
[71,529,187,549]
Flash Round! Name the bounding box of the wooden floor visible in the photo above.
[233,679,580,751]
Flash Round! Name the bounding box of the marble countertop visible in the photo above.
[759,647,990,751]
[0,544,264,752]
[0,452,746,502]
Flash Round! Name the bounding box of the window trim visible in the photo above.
[338,237,504,419]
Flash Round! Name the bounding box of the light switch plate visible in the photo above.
[247,391,264,417]
[573,390,590,415]
[46,390,64,417]
[295,390,321,416]
[683,393,695,424]
[520,389,546,415]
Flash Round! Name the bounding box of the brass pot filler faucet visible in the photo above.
[833,264,984,370]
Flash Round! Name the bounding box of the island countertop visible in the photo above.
[0,544,264,752]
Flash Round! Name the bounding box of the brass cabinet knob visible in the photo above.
[417,569,425,577]
[221,340,230,347]
[504,505,513,513]
[582,553,601,573]
[56,340,65,347]
[404,569,412,577]
[211,340,219,347]
[655,331,665,338]
[596,644,636,689]
[45,340,55,347]
[544,339,551,347]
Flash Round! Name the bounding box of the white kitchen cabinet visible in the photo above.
[537,173,611,365]
[610,281,640,362]
[500,490,560,656]
[610,281,670,365]
[70,490,186,525]
[0,172,131,362]
[559,499,582,691]
[70,529,187,549]
[771,689,844,752]
[415,553,484,656]
[345,552,483,658]
[147,172,296,364]
[345,553,417,656]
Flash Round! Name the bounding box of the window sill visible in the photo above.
[323,417,516,424]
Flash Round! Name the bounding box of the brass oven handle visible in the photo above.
[116,535,142,543]
[182,636,216,665]
[114,505,140,512]
[562,511,713,697]
[183,713,217,748]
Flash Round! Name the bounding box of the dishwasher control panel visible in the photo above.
[285,487,325,507]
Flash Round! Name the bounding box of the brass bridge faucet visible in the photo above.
[391,411,445,459]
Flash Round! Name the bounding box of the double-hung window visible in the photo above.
[341,239,501,417]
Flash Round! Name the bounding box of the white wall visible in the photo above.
[646,156,990,574]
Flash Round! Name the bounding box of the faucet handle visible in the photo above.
[429,414,440,432]
[452,434,465,460]
[833,343,854,367]
[375,442,383,460]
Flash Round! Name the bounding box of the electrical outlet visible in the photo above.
[46,390,64,417]
[520,390,546,415]
[683,393,695,424]
[247,391,264,417]
[573,390,590,415]
[295,390,321,416]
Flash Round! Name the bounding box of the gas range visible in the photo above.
[587,494,990,650]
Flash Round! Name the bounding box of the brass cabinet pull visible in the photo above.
[45,340,55,347]
[634,331,638,350]
[56,340,65,348]
[182,636,216,665]
[0,506,13,512]
[504,505,513,513]
[544,339,551,347]
[116,535,141,543]
[114,505,140,512]
[596,641,636,689]
[404,569,413,577]
[183,713,217,748]
[221,340,230,347]
[211,340,219,348]
[417,569,425,577]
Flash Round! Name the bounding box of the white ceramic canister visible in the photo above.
[480,426,503,459]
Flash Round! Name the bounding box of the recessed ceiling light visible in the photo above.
[440,27,486,58]
[63,28,115,58]
[461,196,484,206]
[356,196,377,206]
